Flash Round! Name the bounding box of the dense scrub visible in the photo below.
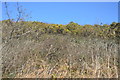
[1,20,120,78]
[2,20,120,40]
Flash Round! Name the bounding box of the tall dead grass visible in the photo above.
[2,34,119,78]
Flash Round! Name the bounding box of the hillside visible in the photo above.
[1,20,120,78]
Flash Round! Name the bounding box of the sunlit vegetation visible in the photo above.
[1,20,119,78]
[2,20,120,39]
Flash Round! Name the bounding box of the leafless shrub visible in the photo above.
[2,32,119,78]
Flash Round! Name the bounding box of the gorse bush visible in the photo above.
[2,20,119,40]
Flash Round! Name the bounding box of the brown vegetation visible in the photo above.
[1,20,119,78]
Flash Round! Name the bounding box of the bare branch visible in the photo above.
[16,2,22,23]
[4,2,13,26]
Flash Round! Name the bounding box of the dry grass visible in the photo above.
[1,21,119,78]
[2,34,119,78]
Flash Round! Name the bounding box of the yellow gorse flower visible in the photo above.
[55,26,59,28]
[66,29,69,32]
